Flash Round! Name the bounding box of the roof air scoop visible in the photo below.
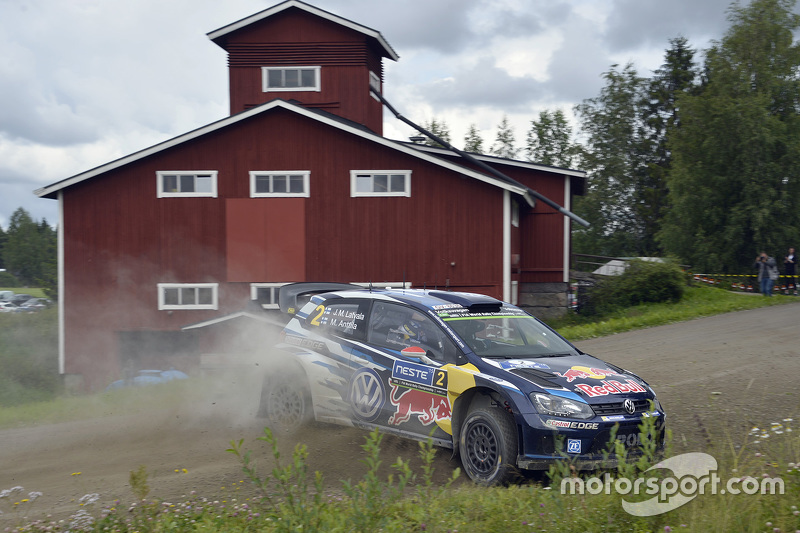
[429,291,503,313]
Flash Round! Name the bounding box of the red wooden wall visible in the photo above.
[217,8,385,133]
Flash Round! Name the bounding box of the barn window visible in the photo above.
[157,171,218,198]
[249,171,310,197]
[158,283,218,310]
[262,66,321,92]
[369,71,381,101]
[350,171,411,197]
[250,283,289,309]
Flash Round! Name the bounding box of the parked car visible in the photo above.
[8,294,33,306]
[106,369,189,390]
[259,283,666,485]
[0,302,17,313]
[17,298,51,312]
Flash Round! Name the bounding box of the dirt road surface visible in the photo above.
[2,302,798,524]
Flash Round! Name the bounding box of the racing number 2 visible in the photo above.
[310,304,325,326]
[434,369,448,389]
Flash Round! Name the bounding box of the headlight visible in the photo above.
[651,397,663,413]
[531,392,594,420]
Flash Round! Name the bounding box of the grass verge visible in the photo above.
[2,416,797,532]
[549,284,798,341]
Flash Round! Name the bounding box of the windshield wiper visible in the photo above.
[484,352,575,359]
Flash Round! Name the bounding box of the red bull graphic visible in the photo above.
[555,366,624,383]
[575,379,647,398]
[388,383,452,425]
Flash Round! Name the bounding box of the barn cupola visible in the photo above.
[207,0,398,135]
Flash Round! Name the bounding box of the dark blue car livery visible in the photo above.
[259,283,666,485]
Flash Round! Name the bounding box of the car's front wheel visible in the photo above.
[459,406,518,485]
[258,366,312,434]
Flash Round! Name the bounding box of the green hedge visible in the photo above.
[583,259,688,316]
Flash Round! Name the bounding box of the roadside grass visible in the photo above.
[3,419,798,532]
[0,379,207,429]
[549,284,797,341]
[0,287,46,298]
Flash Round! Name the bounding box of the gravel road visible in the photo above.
[2,302,798,524]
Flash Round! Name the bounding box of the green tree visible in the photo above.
[463,123,484,153]
[2,207,56,289]
[639,37,700,255]
[421,118,452,148]
[491,115,517,158]
[0,223,7,270]
[573,63,650,256]
[660,0,800,272]
[524,109,576,168]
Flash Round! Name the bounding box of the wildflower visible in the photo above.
[78,493,100,506]
[665,527,672,532]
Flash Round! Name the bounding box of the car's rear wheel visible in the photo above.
[258,366,312,434]
[459,405,518,485]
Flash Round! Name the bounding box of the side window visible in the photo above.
[304,299,369,340]
[368,302,460,363]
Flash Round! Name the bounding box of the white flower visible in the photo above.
[78,493,100,506]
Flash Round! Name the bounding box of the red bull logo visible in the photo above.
[388,383,452,426]
[555,366,624,383]
[575,379,647,398]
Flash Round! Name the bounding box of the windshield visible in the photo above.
[443,308,578,358]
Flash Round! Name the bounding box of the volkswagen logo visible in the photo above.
[623,399,636,414]
[349,368,385,422]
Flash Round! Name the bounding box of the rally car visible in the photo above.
[259,282,665,485]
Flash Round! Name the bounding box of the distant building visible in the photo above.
[36,0,586,391]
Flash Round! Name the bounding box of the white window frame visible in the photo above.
[262,66,321,92]
[249,171,310,198]
[369,71,381,101]
[157,171,218,198]
[250,283,289,310]
[350,170,411,197]
[158,283,218,310]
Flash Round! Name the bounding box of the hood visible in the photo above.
[482,354,653,404]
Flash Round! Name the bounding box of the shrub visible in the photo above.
[0,271,21,286]
[584,259,688,315]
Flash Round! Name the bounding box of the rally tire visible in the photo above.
[458,406,518,485]
[258,366,312,434]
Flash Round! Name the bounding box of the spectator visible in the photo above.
[754,252,779,296]
[785,247,797,295]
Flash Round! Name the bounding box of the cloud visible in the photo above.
[1,0,785,225]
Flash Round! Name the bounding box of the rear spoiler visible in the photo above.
[278,282,363,315]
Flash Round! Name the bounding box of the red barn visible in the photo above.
[36,0,586,391]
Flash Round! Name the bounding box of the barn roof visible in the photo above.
[35,98,537,201]
[207,0,399,61]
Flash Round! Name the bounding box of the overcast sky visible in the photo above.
[0,0,748,229]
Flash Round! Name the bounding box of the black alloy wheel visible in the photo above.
[459,406,518,485]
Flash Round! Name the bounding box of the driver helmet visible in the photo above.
[402,319,427,343]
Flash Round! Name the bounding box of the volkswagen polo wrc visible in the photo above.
[259,283,665,485]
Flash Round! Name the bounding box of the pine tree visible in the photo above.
[421,118,452,148]
[491,115,517,158]
[524,109,575,167]
[463,123,484,153]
